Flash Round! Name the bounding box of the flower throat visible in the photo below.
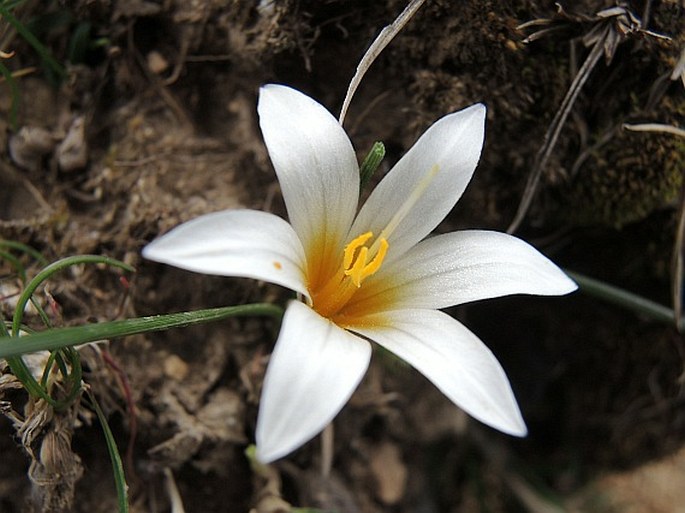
[311,231,387,318]
[311,164,440,319]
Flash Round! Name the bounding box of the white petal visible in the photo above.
[255,301,372,463]
[347,230,577,312]
[258,85,359,264]
[350,104,485,263]
[353,309,527,436]
[143,209,309,298]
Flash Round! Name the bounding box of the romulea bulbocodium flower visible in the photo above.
[143,84,577,463]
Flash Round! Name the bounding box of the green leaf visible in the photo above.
[0,303,283,359]
[11,254,134,336]
[88,390,129,513]
[360,141,385,190]
[566,270,681,330]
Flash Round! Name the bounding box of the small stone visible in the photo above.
[163,354,190,380]
[57,116,88,172]
[8,126,55,170]
[147,50,169,75]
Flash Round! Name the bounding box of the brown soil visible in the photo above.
[1,1,684,512]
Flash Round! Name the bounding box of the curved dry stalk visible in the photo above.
[570,123,620,177]
[509,3,669,233]
[671,47,685,86]
[673,185,685,332]
[507,36,606,233]
[621,121,685,329]
[338,0,427,125]
[623,123,685,138]
[164,468,186,513]
[320,422,334,478]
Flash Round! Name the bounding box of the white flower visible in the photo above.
[143,84,577,463]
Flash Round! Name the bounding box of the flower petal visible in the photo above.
[258,84,359,270]
[255,300,372,463]
[346,230,577,313]
[349,104,485,263]
[353,309,527,436]
[143,209,309,298]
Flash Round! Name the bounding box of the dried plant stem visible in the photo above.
[508,35,606,233]
[621,121,685,329]
[673,184,685,331]
[338,0,427,125]
[623,123,685,138]
[321,423,334,478]
[164,468,187,513]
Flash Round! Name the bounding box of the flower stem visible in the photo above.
[0,303,283,359]
[566,270,681,331]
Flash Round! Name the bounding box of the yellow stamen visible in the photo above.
[362,238,388,277]
[345,246,369,286]
[311,163,439,319]
[312,232,389,317]
[344,238,388,287]
[343,232,374,269]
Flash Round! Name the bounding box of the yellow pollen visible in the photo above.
[311,232,389,318]
[345,239,387,287]
[343,232,374,269]
[311,163,440,321]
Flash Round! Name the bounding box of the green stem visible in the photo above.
[0,303,283,359]
[0,249,26,282]
[11,254,135,337]
[566,270,681,331]
[5,255,135,404]
[0,239,48,266]
[88,390,129,513]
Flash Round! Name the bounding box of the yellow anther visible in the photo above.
[343,231,374,269]
[312,164,439,318]
[312,233,390,317]
[361,238,388,277]
[345,247,369,286]
[344,236,388,287]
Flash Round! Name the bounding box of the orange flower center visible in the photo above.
[306,163,440,325]
[310,231,388,320]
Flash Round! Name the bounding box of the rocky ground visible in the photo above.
[1,1,684,512]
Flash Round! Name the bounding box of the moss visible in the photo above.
[562,129,684,228]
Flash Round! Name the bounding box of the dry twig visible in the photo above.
[338,0,427,125]
[508,2,670,233]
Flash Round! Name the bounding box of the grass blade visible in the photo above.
[11,255,134,336]
[88,389,129,513]
[0,303,283,359]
